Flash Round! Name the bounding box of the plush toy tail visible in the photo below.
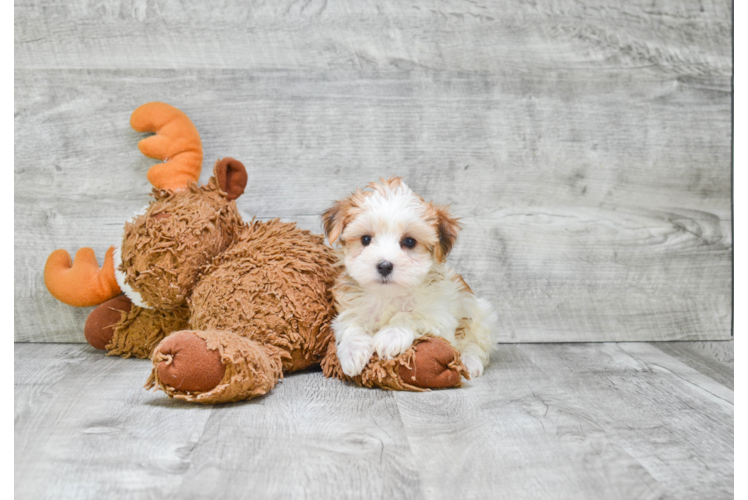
[130,102,203,191]
[44,246,121,307]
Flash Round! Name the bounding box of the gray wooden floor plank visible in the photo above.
[394,342,732,500]
[15,348,216,500]
[394,345,665,500]
[17,343,732,500]
[517,343,733,499]
[649,341,734,390]
[735,402,748,498]
[174,371,424,500]
[15,343,100,429]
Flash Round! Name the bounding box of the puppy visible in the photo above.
[322,177,498,380]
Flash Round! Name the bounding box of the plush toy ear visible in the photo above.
[432,204,461,263]
[214,158,248,201]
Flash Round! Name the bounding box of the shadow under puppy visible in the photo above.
[322,177,498,383]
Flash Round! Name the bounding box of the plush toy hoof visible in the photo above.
[84,295,132,350]
[399,337,463,389]
[153,332,225,393]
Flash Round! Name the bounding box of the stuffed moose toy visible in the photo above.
[43,102,468,404]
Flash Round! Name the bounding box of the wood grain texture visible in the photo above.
[175,373,424,499]
[14,344,216,499]
[651,340,734,389]
[14,342,734,499]
[14,0,732,342]
[394,342,733,500]
[15,0,732,72]
[735,404,748,498]
[730,336,748,404]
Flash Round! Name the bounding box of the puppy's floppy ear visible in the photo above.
[322,199,351,245]
[432,204,461,263]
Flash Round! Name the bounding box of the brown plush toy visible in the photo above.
[44,102,467,403]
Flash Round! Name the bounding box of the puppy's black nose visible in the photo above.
[377,261,394,277]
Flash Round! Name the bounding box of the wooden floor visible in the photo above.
[15,341,733,500]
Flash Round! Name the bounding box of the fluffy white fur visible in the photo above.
[325,179,498,379]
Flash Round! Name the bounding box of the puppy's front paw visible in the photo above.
[337,334,374,377]
[462,352,485,378]
[372,326,416,360]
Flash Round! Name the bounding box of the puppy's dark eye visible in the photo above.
[361,235,372,246]
[401,237,416,249]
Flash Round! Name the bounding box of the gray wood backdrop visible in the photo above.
[15,0,733,343]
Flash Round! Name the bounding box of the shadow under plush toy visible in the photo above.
[43,102,468,404]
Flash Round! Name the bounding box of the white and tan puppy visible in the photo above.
[322,177,498,380]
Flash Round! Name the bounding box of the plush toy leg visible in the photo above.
[146,330,285,404]
[322,335,469,391]
[103,303,190,359]
[84,295,132,350]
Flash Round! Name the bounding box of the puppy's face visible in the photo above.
[323,178,460,290]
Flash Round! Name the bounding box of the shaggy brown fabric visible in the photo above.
[214,158,248,201]
[288,347,318,372]
[153,332,225,393]
[188,219,339,372]
[84,295,132,350]
[106,303,190,359]
[147,330,285,404]
[321,335,468,391]
[119,177,243,311]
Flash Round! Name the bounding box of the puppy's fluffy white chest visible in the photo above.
[335,265,464,341]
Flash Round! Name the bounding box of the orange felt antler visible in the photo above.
[44,247,121,307]
[130,102,203,191]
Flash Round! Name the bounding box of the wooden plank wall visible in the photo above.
[14,0,733,343]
